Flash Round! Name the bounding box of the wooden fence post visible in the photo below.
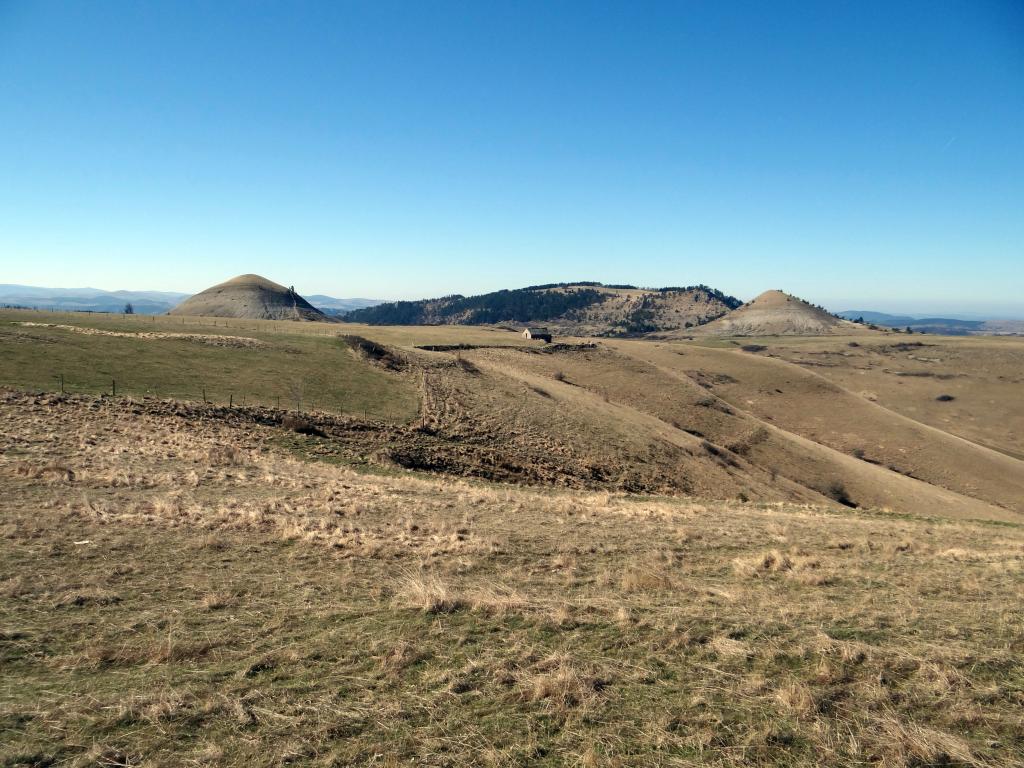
[112,379,116,396]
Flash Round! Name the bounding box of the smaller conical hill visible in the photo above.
[695,290,854,336]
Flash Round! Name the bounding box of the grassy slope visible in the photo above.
[3,311,1020,521]
[465,343,1018,522]
[608,339,1024,517]
[2,393,1024,767]
[0,309,420,420]
[754,335,1024,461]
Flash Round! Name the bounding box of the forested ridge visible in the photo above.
[343,283,740,327]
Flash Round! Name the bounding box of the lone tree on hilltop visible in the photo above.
[124,302,134,315]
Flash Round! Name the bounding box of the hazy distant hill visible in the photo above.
[839,310,1024,336]
[838,310,917,326]
[0,284,189,314]
[305,295,386,316]
[342,282,742,336]
[901,318,1024,335]
[0,284,384,318]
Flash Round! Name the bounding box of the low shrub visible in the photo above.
[822,481,857,508]
[281,414,325,436]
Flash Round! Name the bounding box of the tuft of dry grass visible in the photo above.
[467,583,528,616]
[874,713,978,766]
[731,548,833,585]
[774,680,816,718]
[619,567,673,593]
[392,571,465,613]
[53,587,121,608]
[1,575,30,598]
[519,654,608,713]
[206,443,247,466]
[13,460,75,482]
[732,548,793,576]
[199,589,238,610]
[377,641,427,674]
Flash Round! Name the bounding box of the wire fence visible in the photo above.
[3,374,408,423]
[1,309,417,421]
[1,307,349,337]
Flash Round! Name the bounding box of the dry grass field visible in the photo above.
[736,335,1024,461]
[603,338,1024,517]
[3,391,1023,767]
[2,311,1023,766]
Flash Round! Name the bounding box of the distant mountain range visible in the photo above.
[839,311,1024,336]
[0,284,192,314]
[0,284,384,316]
[838,311,918,326]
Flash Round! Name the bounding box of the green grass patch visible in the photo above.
[0,310,419,421]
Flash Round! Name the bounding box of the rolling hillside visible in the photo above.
[4,307,1020,521]
[4,306,1024,766]
[7,387,1024,767]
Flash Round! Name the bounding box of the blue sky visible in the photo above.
[0,1,1022,315]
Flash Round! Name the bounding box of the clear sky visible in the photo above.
[1,1,1022,315]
